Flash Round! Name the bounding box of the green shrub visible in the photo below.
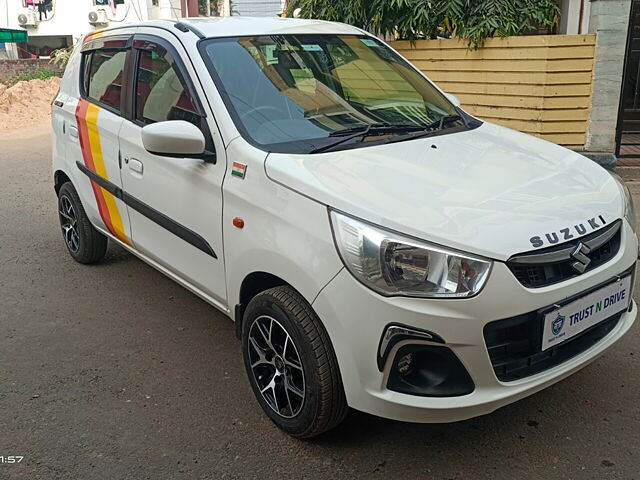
[50,46,74,68]
[287,0,560,48]
[6,68,60,87]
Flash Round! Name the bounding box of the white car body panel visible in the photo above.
[178,16,365,37]
[267,122,624,261]
[53,26,137,243]
[118,26,228,304]
[313,222,638,421]
[222,137,344,311]
[51,17,638,426]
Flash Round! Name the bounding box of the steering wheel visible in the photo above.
[240,105,285,121]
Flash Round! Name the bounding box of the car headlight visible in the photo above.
[329,211,492,298]
[611,173,636,232]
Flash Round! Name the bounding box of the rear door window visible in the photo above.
[85,48,128,112]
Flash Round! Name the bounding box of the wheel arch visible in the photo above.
[234,271,289,339]
[54,169,72,196]
[228,230,344,333]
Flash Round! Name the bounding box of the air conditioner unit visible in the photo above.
[88,9,109,26]
[17,10,39,28]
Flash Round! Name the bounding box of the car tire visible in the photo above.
[57,181,108,264]
[242,285,348,438]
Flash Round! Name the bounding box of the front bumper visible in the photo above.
[312,221,638,423]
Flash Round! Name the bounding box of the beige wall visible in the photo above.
[390,35,596,149]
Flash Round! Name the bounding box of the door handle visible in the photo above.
[128,158,144,174]
[69,125,78,138]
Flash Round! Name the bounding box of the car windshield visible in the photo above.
[200,34,462,154]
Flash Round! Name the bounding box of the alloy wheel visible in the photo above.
[59,195,80,252]
[247,315,305,418]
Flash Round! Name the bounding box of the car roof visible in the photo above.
[102,17,365,38]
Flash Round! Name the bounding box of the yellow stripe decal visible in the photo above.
[85,103,130,245]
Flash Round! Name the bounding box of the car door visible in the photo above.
[64,34,133,246]
[118,32,227,306]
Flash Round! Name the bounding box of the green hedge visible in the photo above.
[286,0,560,48]
[6,67,60,87]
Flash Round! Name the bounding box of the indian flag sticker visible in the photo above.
[232,162,247,179]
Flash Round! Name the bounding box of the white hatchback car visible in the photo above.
[52,17,638,438]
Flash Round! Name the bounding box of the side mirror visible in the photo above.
[141,120,206,158]
[444,92,461,107]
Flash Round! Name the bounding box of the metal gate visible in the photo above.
[617,0,640,157]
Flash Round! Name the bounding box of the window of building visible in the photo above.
[84,48,127,112]
[134,49,200,126]
[23,0,52,18]
[93,0,125,5]
[23,0,52,6]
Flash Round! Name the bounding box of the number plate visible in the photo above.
[541,275,632,351]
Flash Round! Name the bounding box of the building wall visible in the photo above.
[0,0,160,47]
[231,0,285,16]
[148,0,182,20]
[391,35,596,149]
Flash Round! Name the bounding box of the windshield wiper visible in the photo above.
[383,114,466,145]
[309,115,466,153]
[310,123,430,154]
[426,114,465,131]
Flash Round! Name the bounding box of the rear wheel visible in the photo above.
[242,286,348,438]
[57,182,107,264]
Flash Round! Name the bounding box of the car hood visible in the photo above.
[264,122,623,261]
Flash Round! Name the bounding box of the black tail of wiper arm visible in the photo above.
[380,114,468,145]
[426,114,464,131]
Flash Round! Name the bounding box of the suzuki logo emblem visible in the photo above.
[570,243,591,274]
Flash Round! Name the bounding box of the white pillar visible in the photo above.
[559,0,591,34]
[223,0,231,16]
[585,0,632,153]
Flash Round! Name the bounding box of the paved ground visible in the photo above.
[1,126,640,480]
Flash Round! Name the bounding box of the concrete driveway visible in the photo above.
[1,126,639,479]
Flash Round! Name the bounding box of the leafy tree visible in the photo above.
[50,46,74,68]
[286,0,559,48]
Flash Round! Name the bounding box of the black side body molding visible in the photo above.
[76,161,217,258]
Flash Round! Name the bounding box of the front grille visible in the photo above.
[483,268,633,382]
[484,311,622,382]
[507,221,622,288]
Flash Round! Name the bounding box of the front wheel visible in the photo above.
[242,286,348,438]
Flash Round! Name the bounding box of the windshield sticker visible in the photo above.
[302,44,323,52]
[360,38,380,47]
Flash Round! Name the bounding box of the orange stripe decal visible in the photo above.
[83,30,104,43]
[75,98,130,245]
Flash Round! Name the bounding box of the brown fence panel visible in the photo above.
[390,35,596,149]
